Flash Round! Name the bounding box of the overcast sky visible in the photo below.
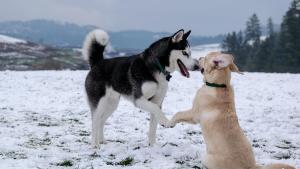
[0,0,292,35]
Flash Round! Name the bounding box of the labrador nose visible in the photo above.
[213,60,219,66]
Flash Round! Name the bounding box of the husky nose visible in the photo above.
[193,65,200,71]
[192,59,200,71]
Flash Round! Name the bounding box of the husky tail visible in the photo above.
[82,29,109,67]
[255,163,295,169]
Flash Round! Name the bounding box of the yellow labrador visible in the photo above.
[169,52,295,169]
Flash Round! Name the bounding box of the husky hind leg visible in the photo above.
[91,88,120,148]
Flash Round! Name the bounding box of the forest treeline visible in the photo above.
[222,0,300,73]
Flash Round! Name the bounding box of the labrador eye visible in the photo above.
[182,51,189,57]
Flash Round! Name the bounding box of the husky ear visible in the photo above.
[230,62,243,74]
[172,29,184,43]
[183,30,191,40]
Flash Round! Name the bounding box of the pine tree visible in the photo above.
[222,31,246,68]
[244,14,262,71]
[222,32,237,53]
[267,18,275,36]
[260,17,279,72]
[222,1,300,73]
[245,14,262,46]
[279,0,300,72]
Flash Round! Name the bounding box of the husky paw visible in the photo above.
[92,142,101,149]
[99,138,106,144]
[159,117,168,127]
[167,120,176,128]
[159,118,175,128]
[148,141,155,147]
[148,137,156,146]
[92,138,104,149]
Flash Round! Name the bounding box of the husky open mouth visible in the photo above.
[177,59,189,78]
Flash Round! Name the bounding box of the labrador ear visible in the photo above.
[183,30,191,40]
[230,62,243,74]
[212,54,231,69]
[172,29,184,43]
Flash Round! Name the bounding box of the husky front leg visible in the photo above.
[148,98,165,145]
[135,98,171,127]
[147,77,168,145]
[148,113,157,146]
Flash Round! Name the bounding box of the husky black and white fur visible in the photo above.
[83,29,199,148]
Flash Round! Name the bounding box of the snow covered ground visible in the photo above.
[0,70,299,169]
[0,44,299,168]
[0,34,26,44]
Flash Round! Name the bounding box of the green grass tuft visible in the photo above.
[118,157,134,166]
[56,160,73,167]
[106,157,134,166]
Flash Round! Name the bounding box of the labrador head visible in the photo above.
[199,52,242,84]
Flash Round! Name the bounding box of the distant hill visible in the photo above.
[0,20,96,48]
[0,34,89,70]
[0,20,226,49]
[0,34,142,70]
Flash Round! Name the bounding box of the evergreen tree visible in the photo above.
[222,32,237,53]
[245,14,262,46]
[244,14,262,71]
[222,31,246,67]
[267,17,275,36]
[280,0,300,72]
[222,2,300,73]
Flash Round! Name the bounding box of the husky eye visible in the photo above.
[182,51,189,57]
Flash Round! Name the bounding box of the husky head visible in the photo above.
[165,29,199,78]
[144,29,199,78]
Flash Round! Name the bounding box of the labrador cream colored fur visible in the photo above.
[170,52,295,169]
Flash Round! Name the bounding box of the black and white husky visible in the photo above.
[83,29,199,148]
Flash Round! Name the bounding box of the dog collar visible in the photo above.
[154,58,172,81]
[205,81,227,88]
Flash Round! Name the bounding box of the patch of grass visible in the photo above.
[90,152,100,158]
[133,146,140,150]
[176,160,185,165]
[56,160,73,167]
[38,123,51,127]
[106,157,134,166]
[106,161,114,165]
[79,130,90,136]
[25,137,52,148]
[118,157,134,166]
[162,142,178,147]
[38,122,59,127]
[187,131,201,135]
[0,151,27,159]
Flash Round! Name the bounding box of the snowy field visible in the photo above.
[0,44,299,169]
[0,70,299,169]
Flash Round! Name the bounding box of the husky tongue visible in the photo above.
[177,59,190,78]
